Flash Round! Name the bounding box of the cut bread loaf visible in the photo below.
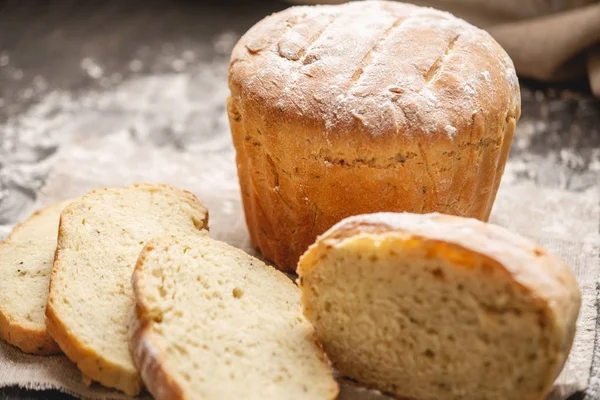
[46,184,208,396]
[129,234,339,400]
[298,212,581,400]
[0,200,72,355]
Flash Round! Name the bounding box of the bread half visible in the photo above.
[0,200,72,355]
[46,183,208,395]
[129,234,339,400]
[298,212,581,400]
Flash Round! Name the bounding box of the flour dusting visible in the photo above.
[444,124,457,138]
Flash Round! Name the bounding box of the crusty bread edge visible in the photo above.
[45,200,143,396]
[128,241,187,400]
[128,308,187,400]
[122,186,209,399]
[125,183,210,231]
[45,299,143,396]
[0,202,72,355]
[0,310,60,355]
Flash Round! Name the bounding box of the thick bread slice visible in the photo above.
[298,212,581,400]
[46,183,208,396]
[0,200,72,355]
[129,234,339,400]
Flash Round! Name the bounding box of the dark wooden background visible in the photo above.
[0,0,598,399]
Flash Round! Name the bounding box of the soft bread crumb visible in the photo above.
[46,184,208,396]
[130,234,339,400]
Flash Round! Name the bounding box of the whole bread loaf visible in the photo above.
[0,200,72,355]
[129,234,338,400]
[298,212,580,400]
[46,183,208,395]
[228,0,521,271]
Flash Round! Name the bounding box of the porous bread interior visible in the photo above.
[47,184,207,395]
[0,200,71,354]
[300,234,559,400]
[132,234,338,400]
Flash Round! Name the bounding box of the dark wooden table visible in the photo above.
[0,0,598,399]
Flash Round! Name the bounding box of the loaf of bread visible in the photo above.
[298,212,580,400]
[228,0,521,271]
[46,184,208,395]
[129,234,339,400]
[0,200,72,355]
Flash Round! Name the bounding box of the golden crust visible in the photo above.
[316,212,581,305]
[0,312,60,355]
[45,299,143,396]
[127,307,186,400]
[228,0,521,271]
[127,241,187,400]
[230,2,520,142]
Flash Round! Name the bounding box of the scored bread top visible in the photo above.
[229,0,520,145]
[302,212,581,378]
[0,200,73,355]
[130,234,339,400]
[46,183,208,396]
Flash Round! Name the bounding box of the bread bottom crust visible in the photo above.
[45,298,143,396]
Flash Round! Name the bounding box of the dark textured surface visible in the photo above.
[0,0,598,399]
[0,388,73,400]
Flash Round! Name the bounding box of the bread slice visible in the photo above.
[46,184,208,396]
[298,212,581,400]
[0,200,73,355]
[129,234,339,400]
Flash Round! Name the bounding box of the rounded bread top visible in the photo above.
[313,212,580,336]
[229,0,520,142]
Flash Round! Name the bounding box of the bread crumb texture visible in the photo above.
[130,234,338,400]
[46,183,208,396]
[298,212,581,400]
[0,200,72,355]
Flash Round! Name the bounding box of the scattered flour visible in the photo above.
[481,70,491,83]
[444,124,457,138]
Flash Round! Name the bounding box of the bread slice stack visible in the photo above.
[0,182,338,399]
[0,200,72,355]
[129,234,338,400]
[46,183,209,395]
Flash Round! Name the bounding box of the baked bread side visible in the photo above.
[45,183,208,396]
[0,200,72,355]
[228,0,521,271]
[298,212,580,400]
[129,234,338,400]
